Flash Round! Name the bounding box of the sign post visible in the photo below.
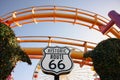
[40,46,73,80]
[54,74,59,80]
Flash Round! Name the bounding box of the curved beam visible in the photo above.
[19,36,93,65]
[19,39,95,49]
[22,47,85,59]
[1,6,120,38]
[17,36,96,50]
[23,47,92,66]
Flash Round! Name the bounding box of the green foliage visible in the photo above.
[0,22,32,80]
[84,38,120,80]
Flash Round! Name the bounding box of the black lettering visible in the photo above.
[50,54,64,59]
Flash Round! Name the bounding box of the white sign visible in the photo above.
[40,46,73,75]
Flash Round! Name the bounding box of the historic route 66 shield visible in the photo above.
[40,46,73,75]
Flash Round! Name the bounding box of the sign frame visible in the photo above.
[40,46,73,75]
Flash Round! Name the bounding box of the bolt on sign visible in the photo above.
[40,46,73,75]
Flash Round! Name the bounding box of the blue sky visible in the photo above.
[0,0,120,80]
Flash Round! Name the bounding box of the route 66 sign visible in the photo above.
[40,46,73,75]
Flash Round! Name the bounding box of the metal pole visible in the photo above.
[54,74,59,80]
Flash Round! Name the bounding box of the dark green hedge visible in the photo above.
[84,38,120,80]
[0,22,32,80]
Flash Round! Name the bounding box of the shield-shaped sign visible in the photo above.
[40,46,73,75]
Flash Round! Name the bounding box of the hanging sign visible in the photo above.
[40,46,73,75]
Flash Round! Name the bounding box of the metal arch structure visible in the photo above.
[0,5,120,38]
[0,5,120,65]
[18,36,96,66]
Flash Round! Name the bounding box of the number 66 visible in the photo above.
[49,60,65,69]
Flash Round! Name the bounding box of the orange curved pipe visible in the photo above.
[19,39,95,49]
[4,12,120,38]
[18,36,94,62]
[22,47,92,61]
[8,13,102,26]
[1,6,119,38]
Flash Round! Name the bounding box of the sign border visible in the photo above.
[40,46,74,75]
